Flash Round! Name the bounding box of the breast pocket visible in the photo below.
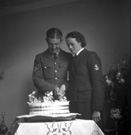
[58,64,68,78]
[42,64,53,79]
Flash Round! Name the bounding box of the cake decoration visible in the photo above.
[27,91,70,115]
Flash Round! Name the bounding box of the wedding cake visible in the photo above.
[27,91,70,115]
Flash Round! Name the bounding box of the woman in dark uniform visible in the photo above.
[65,31,105,130]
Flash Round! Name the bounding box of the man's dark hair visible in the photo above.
[46,28,63,39]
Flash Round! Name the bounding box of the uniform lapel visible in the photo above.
[45,49,55,61]
[56,49,65,63]
[71,49,85,75]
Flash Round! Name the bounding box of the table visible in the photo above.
[14,119,104,135]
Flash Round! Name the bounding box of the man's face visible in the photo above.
[46,38,62,54]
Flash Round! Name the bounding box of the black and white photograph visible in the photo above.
[0,0,130,135]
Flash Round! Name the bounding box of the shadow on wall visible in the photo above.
[0,66,37,128]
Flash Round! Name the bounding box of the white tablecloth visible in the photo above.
[14,119,104,135]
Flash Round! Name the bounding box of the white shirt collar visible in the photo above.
[76,48,84,56]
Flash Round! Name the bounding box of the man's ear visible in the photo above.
[46,38,48,43]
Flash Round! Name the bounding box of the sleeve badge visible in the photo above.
[94,64,99,70]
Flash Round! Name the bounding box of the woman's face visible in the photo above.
[66,38,82,54]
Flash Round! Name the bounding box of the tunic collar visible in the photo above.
[76,48,84,56]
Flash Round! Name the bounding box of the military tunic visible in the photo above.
[32,49,72,97]
[67,49,105,117]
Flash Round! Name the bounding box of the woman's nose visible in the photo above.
[69,45,72,49]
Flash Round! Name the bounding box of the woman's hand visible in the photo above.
[92,111,101,123]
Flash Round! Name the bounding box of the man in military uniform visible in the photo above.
[32,28,72,99]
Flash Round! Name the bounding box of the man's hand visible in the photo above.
[58,84,66,96]
[54,86,59,99]
[54,86,59,93]
[92,111,101,123]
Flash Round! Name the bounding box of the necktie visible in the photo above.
[53,53,57,60]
